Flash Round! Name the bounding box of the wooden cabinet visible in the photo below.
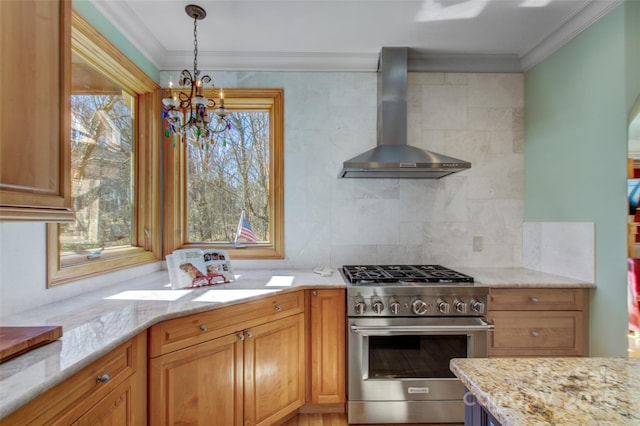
[148,292,305,426]
[0,0,74,221]
[149,290,304,357]
[149,332,244,426]
[306,289,345,407]
[1,332,147,425]
[487,288,589,357]
[244,314,305,425]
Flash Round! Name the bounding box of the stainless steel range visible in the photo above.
[343,265,492,424]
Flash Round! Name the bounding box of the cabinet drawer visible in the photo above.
[488,311,583,357]
[2,332,145,425]
[489,288,585,311]
[149,290,304,357]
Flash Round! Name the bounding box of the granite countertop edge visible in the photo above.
[450,359,514,426]
[0,267,594,418]
[450,357,640,425]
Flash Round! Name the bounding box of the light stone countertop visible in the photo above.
[0,267,593,418]
[0,269,345,419]
[450,357,640,425]
[459,267,594,288]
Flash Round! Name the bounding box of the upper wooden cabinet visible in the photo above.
[0,0,74,221]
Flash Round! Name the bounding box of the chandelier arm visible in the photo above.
[179,69,193,87]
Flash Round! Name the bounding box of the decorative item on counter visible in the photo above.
[167,248,234,289]
[313,267,334,277]
[233,209,257,247]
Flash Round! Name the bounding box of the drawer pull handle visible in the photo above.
[275,305,282,311]
[312,291,318,296]
[200,325,207,332]
[238,334,245,341]
[530,297,539,303]
[246,331,253,338]
[96,374,111,383]
[530,331,540,337]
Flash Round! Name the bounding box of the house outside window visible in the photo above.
[47,11,161,286]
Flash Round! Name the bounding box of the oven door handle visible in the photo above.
[349,322,495,333]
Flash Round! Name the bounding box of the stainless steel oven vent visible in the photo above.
[339,47,471,179]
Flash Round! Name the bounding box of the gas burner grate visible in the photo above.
[342,265,474,284]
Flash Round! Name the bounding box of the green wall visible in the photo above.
[72,0,159,82]
[626,0,640,113]
[525,2,640,356]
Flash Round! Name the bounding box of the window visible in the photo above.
[164,89,284,259]
[47,11,161,286]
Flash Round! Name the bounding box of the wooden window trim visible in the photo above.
[46,11,161,287]
[163,88,284,259]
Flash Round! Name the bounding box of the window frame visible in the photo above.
[46,11,161,287]
[163,88,284,259]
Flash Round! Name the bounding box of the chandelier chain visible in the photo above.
[193,17,198,76]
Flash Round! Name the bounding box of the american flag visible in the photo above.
[236,212,257,242]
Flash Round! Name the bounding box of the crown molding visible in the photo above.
[88,0,163,69]
[407,51,522,73]
[160,50,379,72]
[89,0,623,73]
[520,0,623,71]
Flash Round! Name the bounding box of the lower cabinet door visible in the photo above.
[149,333,244,426]
[308,289,346,404]
[488,310,583,356]
[71,376,141,426]
[244,313,305,426]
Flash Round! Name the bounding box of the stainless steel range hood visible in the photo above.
[339,47,471,179]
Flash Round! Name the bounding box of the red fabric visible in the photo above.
[628,258,640,331]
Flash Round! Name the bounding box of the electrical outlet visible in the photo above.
[472,236,483,252]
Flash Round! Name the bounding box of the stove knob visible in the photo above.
[471,299,485,314]
[354,301,367,315]
[372,300,384,314]
[454,299,467,313]
[437,299,450,314]
[389,301,401,315]
[412,299,428,315]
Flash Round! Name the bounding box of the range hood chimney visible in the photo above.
[339,47,471,179]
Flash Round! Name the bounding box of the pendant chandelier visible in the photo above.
[162,4,230,149]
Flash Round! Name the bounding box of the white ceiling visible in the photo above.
[90,0,620,72]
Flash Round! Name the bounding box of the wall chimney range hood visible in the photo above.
[339,47,471,179]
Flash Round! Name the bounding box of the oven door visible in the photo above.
[348,316,492,402]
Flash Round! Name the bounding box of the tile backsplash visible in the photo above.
[523,222,595,282]
[225,71,525,269]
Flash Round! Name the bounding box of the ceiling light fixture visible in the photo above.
[162,4,230,149]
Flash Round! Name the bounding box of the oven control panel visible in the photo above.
[347,287,489,317]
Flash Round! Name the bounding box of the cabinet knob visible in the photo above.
[275,305,282,311]
[200,324,207,332]
[530,330,540,337]
[238,333,245,341]
[312,291,317,296]
[246,331,253,338]
[96,374,110,383]
[530,296,539,303]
